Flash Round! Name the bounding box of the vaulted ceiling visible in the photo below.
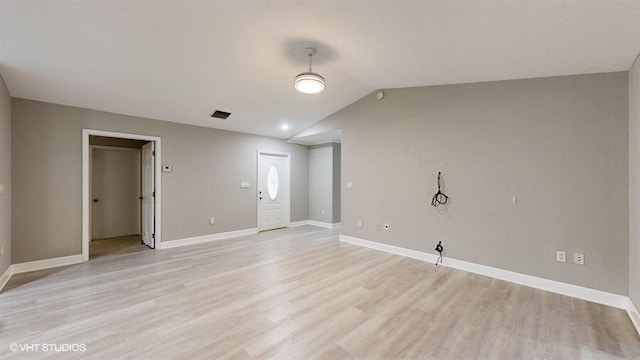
[1,0,639,139]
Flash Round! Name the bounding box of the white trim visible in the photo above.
[159,228,258,249]
[339,235,628,310]
[83,129,162,261]
[286,139,341,146]
[307,220,342,229]
[289,220,310,227]
[90,145,141,152]
[10,255,84,274]
[257,150,291,231]
[0,265,13,292]
[627,298,640,336]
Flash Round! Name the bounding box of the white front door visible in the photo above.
[141,142,155,247]
[257,151,290,231]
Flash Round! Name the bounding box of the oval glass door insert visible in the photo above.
[267,164,279,200]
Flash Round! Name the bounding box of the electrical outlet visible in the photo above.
[556,251,566,262]
[574,253,585,265]
[384,223,390,231]
[357,220,363,228]
[209,217,215,225]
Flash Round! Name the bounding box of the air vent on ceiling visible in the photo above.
[211,110,231,119]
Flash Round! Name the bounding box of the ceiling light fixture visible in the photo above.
[281,124,289,130]
[294,47,325,94]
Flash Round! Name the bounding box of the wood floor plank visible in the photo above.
[1,226,639,359]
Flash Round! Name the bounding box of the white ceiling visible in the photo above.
[1,1,639,139]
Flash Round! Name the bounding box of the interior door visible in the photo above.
[91,147,101,239]
[141,142,155,247]
[91,148,141,239]
[257,152,289,231]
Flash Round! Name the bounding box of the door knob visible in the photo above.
[139,196,143,200]
[93,198,99,203]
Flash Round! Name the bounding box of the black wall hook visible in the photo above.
[431,172,449,207]
[435,241,444,266]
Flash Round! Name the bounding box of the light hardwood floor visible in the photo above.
[89,235,150,260]
[1,226,639,359]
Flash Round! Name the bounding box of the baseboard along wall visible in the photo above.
[339,234,640,336]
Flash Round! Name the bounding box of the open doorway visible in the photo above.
[90,137,148,258]
[82,130,162,261]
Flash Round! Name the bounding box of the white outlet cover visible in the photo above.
[574,253,585,265]
[357,220,363,228]
[209,217,215,225]
[240,181,250,188]
[162,165,172,172]
[384,223,390,230]
[346,182,353,189]
[556,251,566,262]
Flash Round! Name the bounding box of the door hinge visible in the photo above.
[152,150,156,156]
[152,233,155,239]
[153,191,155,197]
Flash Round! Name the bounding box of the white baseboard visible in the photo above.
[160,228,258,249]
[289,220,309,227]
[0,265,13,292]
[627,298,640,336]
[339,235,629,310]
[307,220,342,229]
[10,254,84,274]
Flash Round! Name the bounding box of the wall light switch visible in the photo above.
[240,181,250,189]
[556,251,566,263]
[346,182,353,189]
[209,217,215,225]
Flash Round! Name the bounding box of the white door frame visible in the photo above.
[257,149,291,231]
[82,129,162,261]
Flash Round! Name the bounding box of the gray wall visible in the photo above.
[324,72,629,294]
[12,99,309,263]
[332,143,341,224]
[308,143,342,224]
[308,144,334,223]
[630,55,640,306]
[0,73,10,275]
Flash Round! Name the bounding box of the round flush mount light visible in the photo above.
[281,124,289,130]
[294,47,325,94]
